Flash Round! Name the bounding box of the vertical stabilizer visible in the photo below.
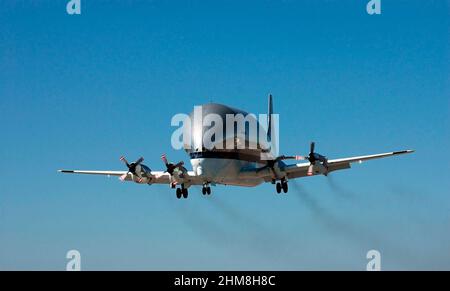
[267,94,273,142]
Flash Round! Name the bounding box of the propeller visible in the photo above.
[256,155,303,173]
[161,154,185,175]
[303,142,328,176]
[119,156,144,181]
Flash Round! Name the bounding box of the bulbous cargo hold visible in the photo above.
[184,103,273,163]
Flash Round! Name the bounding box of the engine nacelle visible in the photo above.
[313,163,329,176]
[132,164,152,183]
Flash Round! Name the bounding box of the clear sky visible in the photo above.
[0,0,449,270]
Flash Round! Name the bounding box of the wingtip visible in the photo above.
[58,170,74,173]
[393,149,415,155]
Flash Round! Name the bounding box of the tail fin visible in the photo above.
[267,94,273,142]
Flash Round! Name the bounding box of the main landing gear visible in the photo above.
[176,185,189,199]
[275,179,288,194]
[202,184,212,195]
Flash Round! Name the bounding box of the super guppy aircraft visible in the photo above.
[59,95,414,199]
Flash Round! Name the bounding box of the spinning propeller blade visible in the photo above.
[307,164,314,176]
[119,156,145,181]
[310,142,315,154]
[161,154,184,175]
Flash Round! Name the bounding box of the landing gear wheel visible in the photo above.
[182,188,188,198]
[206,186,211,195]
[176,188,182,199]
[276,182,282,194]
[282,181,288,193]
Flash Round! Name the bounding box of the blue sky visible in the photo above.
[0,0,449,270]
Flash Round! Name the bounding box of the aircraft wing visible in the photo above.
[281,149,414,180]
[58,169,204,185]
